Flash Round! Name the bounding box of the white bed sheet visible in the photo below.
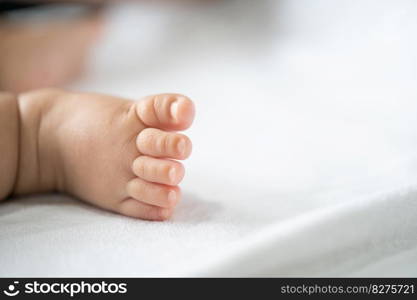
[1,0,416,277]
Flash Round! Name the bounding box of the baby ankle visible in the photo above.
[13,89,63,195]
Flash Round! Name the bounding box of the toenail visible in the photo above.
[170,101,179,122]
[168,190,176,203]
[169,168,176,183]
[177,139,185,156]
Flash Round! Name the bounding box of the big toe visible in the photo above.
[136,94,195,131]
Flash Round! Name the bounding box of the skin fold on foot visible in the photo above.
[14,89,195,221]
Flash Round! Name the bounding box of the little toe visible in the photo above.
[119,198,173,221]
[136,93,195,131]
[127,177,180,208]
[137,128,192,160]
[132,156,185,186]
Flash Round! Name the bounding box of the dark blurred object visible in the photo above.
[0,2,45,13]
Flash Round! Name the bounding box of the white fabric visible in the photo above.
[1,0,416,277]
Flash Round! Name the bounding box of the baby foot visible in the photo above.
[16,89,195,220]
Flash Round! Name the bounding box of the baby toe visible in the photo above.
[119,198,173,221]
[136,128,192,160]
[127,177,180,208]
[132,156,185,186]
[136,93,195,131]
